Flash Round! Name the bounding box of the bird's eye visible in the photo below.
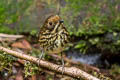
[49,22,52,25]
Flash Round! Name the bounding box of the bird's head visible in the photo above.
[43,15,64,32]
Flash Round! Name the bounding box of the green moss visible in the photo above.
[0,51,16,73]
[110,64,120,77]
[59,0,120,53]
[24,61,39,77]
[0,0,33,34]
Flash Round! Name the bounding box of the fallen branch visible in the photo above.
[0,33,24,38]
[0,33,24,42]
[0,46,99,80]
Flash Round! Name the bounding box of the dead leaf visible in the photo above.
[12,39,32,50]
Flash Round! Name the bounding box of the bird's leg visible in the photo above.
[56,52,65,75]
[39,51,44,60]
[61,52,65,75]
[37,51,44,66]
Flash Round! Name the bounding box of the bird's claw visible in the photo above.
[57,64,65,75]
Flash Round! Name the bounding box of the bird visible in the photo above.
[38,15,70,74]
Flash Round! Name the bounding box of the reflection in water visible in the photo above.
[66,51,102,65]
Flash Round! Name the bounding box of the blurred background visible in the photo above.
[0,0,120,80]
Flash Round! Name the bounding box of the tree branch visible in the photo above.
[0,46,99,80]
[0,33,24,38]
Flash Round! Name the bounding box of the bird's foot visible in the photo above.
[36,58,42,66]
[56,63,65,75]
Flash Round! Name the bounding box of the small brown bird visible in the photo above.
[38,15,70,74]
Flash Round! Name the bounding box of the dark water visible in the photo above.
[66,51,102,65]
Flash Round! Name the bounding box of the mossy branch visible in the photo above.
[0,46,99,80]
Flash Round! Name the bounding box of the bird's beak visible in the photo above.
[60,20,64,24]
